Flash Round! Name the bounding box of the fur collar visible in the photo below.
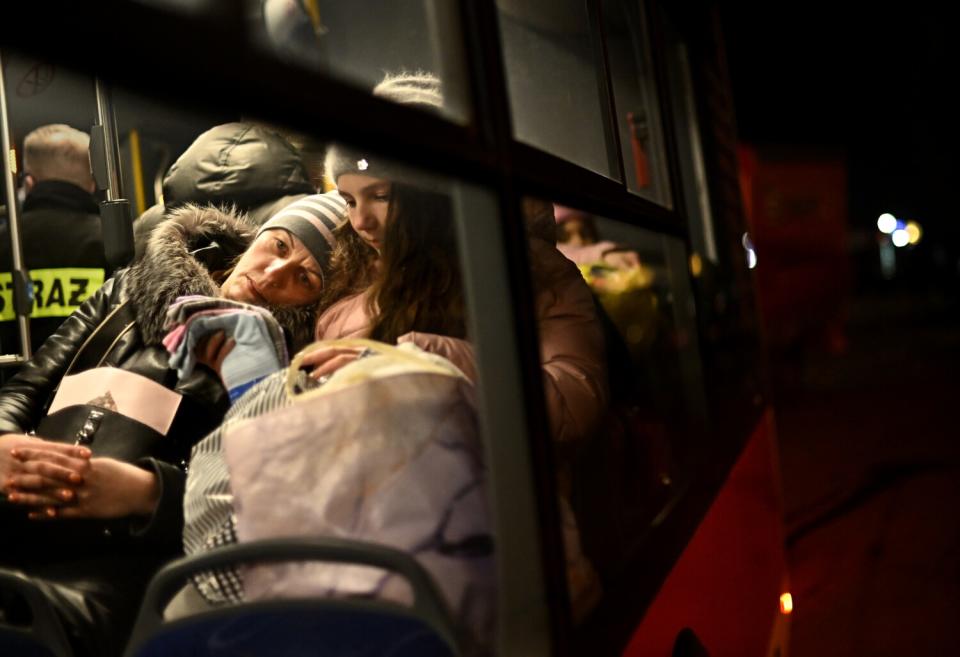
[125,204,254,346]
[124,204,321,352]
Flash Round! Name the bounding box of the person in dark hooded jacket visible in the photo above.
[0,124,109,360]
[0,194,346,657]
[132,122,317,259]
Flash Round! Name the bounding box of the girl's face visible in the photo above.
[557,216,593,247]
[337,173,392,252]
[220,229,324,306]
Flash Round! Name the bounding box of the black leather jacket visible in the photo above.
[0,206,255,562]
[0,271,230,555]
[0,206,319,657]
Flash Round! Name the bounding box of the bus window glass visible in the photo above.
[496,0,615,177]
[662,26,717,264]
[532,198,705,623]
[1,62,507,650]
[661,17,765,429]
[604,0,672,205]
[246,0,471,124]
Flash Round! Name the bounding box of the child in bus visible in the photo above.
[312,74,608,616]
[0,193,347,657]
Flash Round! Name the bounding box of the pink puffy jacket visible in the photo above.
[313,237,608,444]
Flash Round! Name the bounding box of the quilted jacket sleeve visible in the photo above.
[398,332,477,382]
[403,239,608,446]
[130,457,187,552]
[529,238,609,445]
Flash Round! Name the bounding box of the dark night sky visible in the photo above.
[720,6,956,237]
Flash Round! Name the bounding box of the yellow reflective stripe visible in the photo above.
[0,268,105,321]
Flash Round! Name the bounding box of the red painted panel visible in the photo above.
[738,145,850,352]
[624,410,787,657]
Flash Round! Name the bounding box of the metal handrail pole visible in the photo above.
[0,51,32,361]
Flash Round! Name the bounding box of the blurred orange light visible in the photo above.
[690,252,703,277]
[906,221,922,245]
[779,592,794,615]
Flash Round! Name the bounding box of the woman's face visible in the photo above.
[557,216,594,247]
[337,173,391,252]
[220,229,323,306]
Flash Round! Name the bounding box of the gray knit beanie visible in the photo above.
[372,71,443,108]
[257,191,347,281]
[324,72,446,188]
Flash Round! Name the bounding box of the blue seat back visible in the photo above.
[123,538,463,657]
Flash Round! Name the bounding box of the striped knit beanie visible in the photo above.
[257,191,347,281]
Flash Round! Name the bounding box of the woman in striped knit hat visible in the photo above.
[0,193,348,657]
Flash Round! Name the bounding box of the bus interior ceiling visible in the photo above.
[2,50,228,209]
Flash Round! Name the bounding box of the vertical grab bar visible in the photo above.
[0,50,32,363]
[90,77,134,269]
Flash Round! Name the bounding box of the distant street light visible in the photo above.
[906,221,922,245]
[892,228,910,247]
[877,213,897,234]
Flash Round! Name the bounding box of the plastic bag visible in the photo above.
[222,339,496,643]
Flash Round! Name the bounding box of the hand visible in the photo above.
[298,346,363,380]
[1,434,91,506]
[195,330,236,379]
[603,250,641,269]
[27,457,159,521]
[397,332,477,381]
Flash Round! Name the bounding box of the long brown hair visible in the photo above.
[367,183,466,344]
[318,222,379,311]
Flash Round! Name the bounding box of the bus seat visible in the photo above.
[0,569,75,657]
[123,537,462,657]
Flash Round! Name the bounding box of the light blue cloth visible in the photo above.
[168,312,287,402]
[165,296,288,365]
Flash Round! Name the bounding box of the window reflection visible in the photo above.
[526,198,705,622]
[661,17,765,422]
[497,0,613,177]
[664,32,718,263]
[248,0,471,124]
[604,0,672,204]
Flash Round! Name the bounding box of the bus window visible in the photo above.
[604,0,673,205]
[663,22,718,265]
[496,0,615,177]
[661,17,766,431]
[246,0,471,124]
[534,198,706,624]
[3,69,515,648]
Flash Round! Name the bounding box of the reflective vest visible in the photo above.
[0,267,105,321]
